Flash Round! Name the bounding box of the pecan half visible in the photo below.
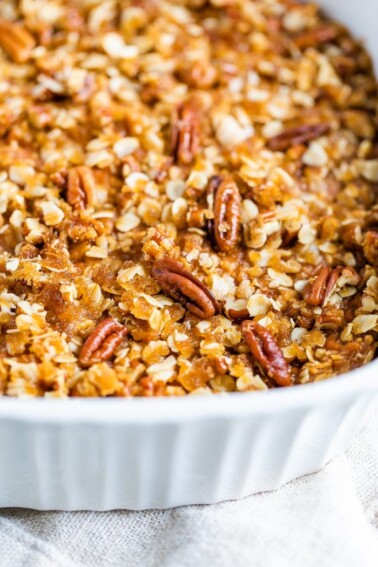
[171,99,201,165]
[294,24,342,50]
[79,317,128,367]
[267,123,330,152]
[317,306,345,331]
[0,19,35,63]
[67,166,95,211]
[152,256,219,319]
[241,321,292,387]
[303,266,360,306]
[207,176,241,253]
[322,268,345,304]
[303,266,333,307]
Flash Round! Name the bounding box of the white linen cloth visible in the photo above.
[0,405,377,567]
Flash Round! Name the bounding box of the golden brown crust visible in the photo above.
[0,0,376,398]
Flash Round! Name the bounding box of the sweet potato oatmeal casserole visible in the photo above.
[0,0,376,398]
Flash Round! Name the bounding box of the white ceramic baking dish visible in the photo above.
[0,0,377,511]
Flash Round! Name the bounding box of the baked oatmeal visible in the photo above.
[0,0,376,397]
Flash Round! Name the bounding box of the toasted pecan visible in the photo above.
[294,24,342,50]
[303,266,361,306]
[241,321,292,387]
[267,123,330,152]
[152,256,219,319]
[67,166,96,211]
[79,318,128,367]
[207,176,241,253]
[171,98,201,165]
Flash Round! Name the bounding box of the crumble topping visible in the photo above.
[0,0,376,398]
